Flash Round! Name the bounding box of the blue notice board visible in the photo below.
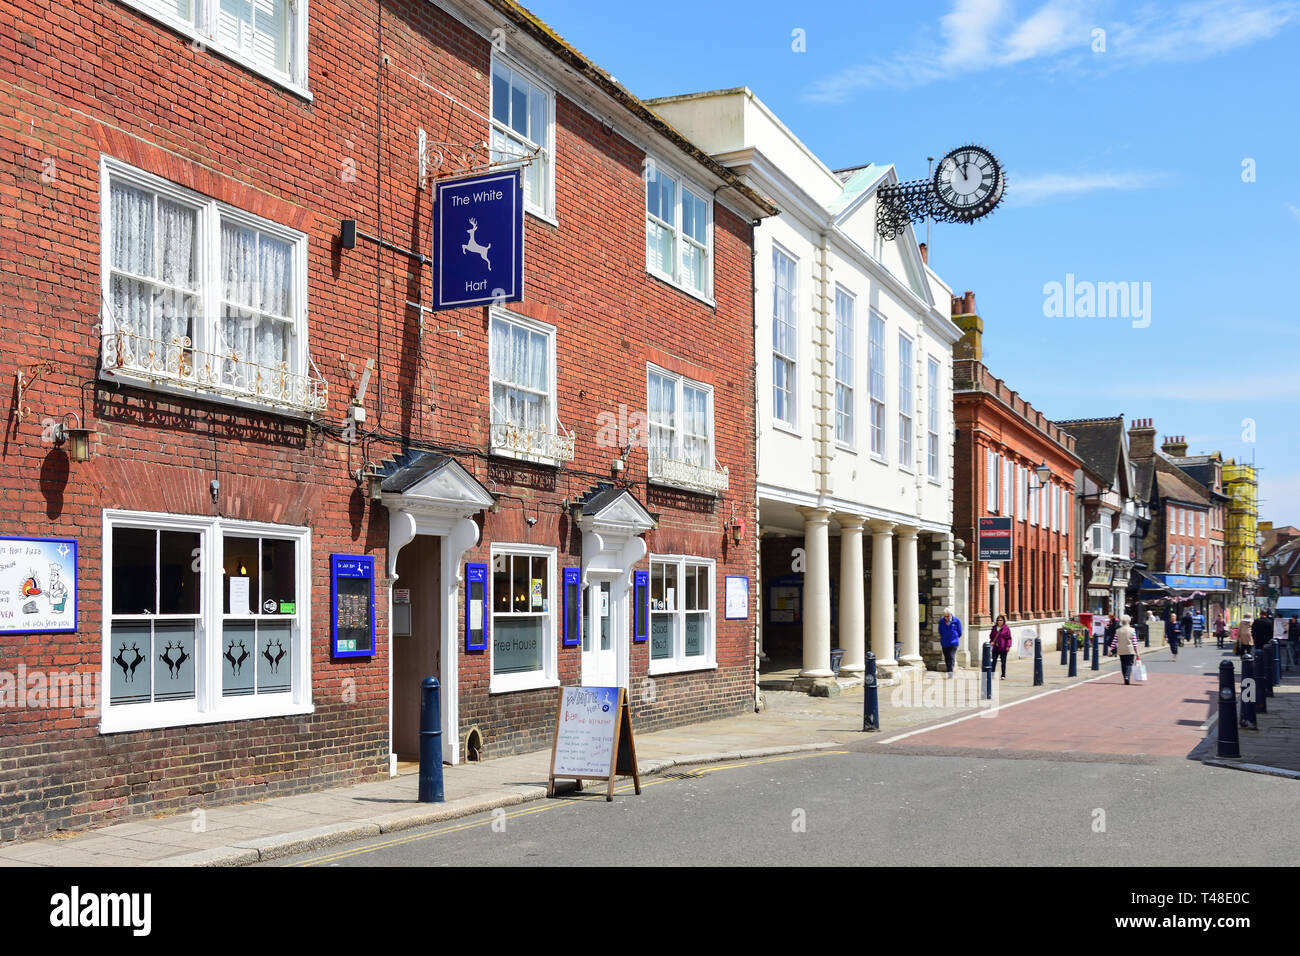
[433,169,524,310]
[331,554,375,658]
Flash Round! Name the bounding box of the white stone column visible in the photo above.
[897,525,922,668]
[869,520,897,668]
[837,515,866,675]
[798,506,834,678]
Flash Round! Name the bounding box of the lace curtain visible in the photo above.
[109,181,197,349]
[221,222,293,390]
[491,318,548,434]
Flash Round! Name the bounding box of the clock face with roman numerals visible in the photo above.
[933,145,1004,221]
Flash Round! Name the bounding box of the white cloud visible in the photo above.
[1007,170,1166,205]
[1287,202,1300,223]
[803,0,1299,101]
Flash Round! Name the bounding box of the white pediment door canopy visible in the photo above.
[379,451,495,578]
[574,485,655,587]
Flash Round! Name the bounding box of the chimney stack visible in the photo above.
[1128,417,1156,459]
[1162,434,1188,458]
[950,290,982,361]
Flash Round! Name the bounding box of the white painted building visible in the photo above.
[649,88,963,680]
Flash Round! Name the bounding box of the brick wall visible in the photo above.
[0,0,757,841]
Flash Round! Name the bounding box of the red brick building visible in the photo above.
[0,0,773,842]
[950,293,1080,652]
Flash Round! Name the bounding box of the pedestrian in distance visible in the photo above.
[1192,608,1205,647]
[1104,614,1119,658]
[938,608,962,679]
[1165,610,1181,661]
[1111,614,1140,684]
[1214,615,1227,650]
[1288,615,1300,666]
[989,614,1012,679]
[1252,612,1273,650]
[1238,617,1253,657]
[1180,607,1194,648]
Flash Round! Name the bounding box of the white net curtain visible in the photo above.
[221,220,294,392]
[491,317,549,437]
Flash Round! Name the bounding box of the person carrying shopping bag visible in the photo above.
[989,614,1013,679]
[1110,614,1140,684]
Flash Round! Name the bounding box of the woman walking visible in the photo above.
[1164,610,1181,661]
[1214,615,1227,650]
[989,614,1012,679]
[1110,614,1140,684]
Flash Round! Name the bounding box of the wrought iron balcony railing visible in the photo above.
[101,325,329,415]
[490,420,576,464]
[648,453,729,494]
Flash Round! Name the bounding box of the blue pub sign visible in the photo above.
[433,169,524,310]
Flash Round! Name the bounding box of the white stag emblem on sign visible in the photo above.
[462,217,492,268]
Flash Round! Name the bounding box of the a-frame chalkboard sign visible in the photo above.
[547,685,641,801]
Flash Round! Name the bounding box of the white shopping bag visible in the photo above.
[1133,658,1147,683]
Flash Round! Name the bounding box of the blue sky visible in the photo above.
[530,0,1300,528]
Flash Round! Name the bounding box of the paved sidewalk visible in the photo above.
[0,641,1158,867]
[1195,657,1300,778]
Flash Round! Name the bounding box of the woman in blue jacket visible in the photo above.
[939,608,962,679]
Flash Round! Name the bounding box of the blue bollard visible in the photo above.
[981,641,993,700]
[1033,637,1043,686]
[1217,660,1240,758]
[1271,643,1282,687]
[1060,632,1069,666]
[418,676,445,803]
[1082,632,1090,662]
[1068,634,1078,677]
[1092,633,1101,671]
[1240,654,1257,729]
[862,652,879,732]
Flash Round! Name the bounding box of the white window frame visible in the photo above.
[1003,458,1012,516]
[926,355,940,481]
[645,157,714,302]
[99,509,312,734]
[834,286,855,449]
[488,543,559,694]
[490,53,556,222]
[647,555,717,676]
[771,244,799,430]
[868,310,887,459]
[897,331,914,471]
[100,158,314,418]
[115,0,310,98]
[646,364,716,487]
[488,308,564,466]
[986,450,999,513]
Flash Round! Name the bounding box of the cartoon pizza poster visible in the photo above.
[0,536,77,634]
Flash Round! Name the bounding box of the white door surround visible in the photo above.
[381,453,495,769]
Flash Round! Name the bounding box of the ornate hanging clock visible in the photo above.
[876,143,1006,240]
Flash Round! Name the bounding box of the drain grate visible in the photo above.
[662,769,704,780]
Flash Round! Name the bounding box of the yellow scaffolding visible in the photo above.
[1223,462,1258,581]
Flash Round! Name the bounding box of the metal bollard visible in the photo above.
[1082,632,1090,662]
[862,652,879,732]
[1217,660,1240,758]
[1060,632,1069,666]
[1257,647,1271,711]
[1271,642,1282,686]
[1143,625,1150,648]
[981,641,993,700]
[1033,637,1044,686]
[1092,633,1101,671]
[1068,634,1078,677]
[1240,654,1257,729]
[418,676,445,803]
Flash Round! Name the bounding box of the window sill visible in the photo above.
[870,453,890,467]
[489,445,568,469]
[526,208,558,228]
[100,699,314,735]
[115,0,312,102]
[648,658,717,677]
[771,421,801,438]
[489,674,560,695]
[645,267,715,308]
[835,442,858,455]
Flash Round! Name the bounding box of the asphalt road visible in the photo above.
[272,643,1295,867]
